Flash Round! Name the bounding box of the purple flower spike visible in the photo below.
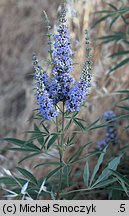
[97,111,119,150]
[97,140,107,150]
[65,30,92,112]
[32,53,50,91]
[103,110,116,121]
[49,7,74,104]
[32,53,58,120]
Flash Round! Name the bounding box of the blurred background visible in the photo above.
[0,0,129,196]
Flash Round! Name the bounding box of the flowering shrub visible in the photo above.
[0,3,129,200]
[33,7,91,118]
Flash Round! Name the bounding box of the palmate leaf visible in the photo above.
[0,137,41,152]
[92,155,122,187]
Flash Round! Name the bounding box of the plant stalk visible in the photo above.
[57,102,65,199]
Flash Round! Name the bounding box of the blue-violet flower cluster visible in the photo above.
[32,54,58,120]
[32,7,92,120]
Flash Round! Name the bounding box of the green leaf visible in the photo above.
[93,14,112,28]
[95,10,116,14]
[0,147,38,152]
[121,15,128,24]
[74,117,87,122]
[93,178,117,189]
[88,122,108,130]
[85,118,100,131]
[42,122,49,134]
[43,136,50,149]
[0,177,32,187]
[34,123,44,146]
[71,150,99,164]
[107,3,117,10]
[64,119,72,131]
[1,137,41,152]
[73,119,85,131]
[111,170,129,187]
[18,152,40,164]
[1,138,25,147]
[110,50,129,58]
[97,32,125,43]
[90,147,107,186]
[24,142,41,151]
[111,170,129,196]
[109,114,129,121]
[66,135,75,147]
[95,10,113,14]
[118,97,129,102]
[109,16,119,29]
[117,105,129,112]
[16,167,38,186]
[72,112,78,118]
[34,161,63,169]
[109,58,129,73]
[117,7,129,14]
[116,89,129,94]
[83,161,90,187]
[92,155,122,187]
[68,143,91,163]
[47,134,58,149]
[46,166,63,180]
[125,125,129,130]
[63,165,71,187]
[0,177,18,186]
